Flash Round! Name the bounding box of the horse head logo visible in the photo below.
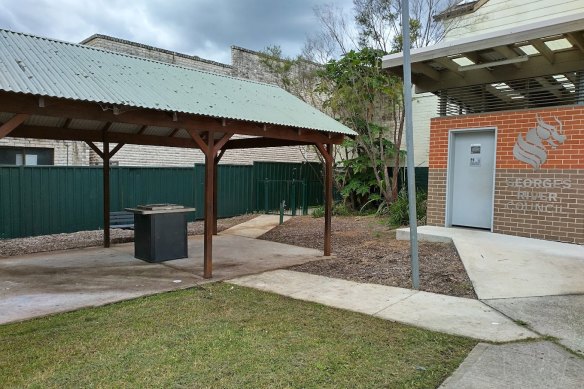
[513,115,566,170]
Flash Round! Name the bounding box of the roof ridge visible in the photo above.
[0,28,281,90]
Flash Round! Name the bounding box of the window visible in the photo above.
[0,147,54,165]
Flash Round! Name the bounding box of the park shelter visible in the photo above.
[383,13,584,244]
[0,29,356,277]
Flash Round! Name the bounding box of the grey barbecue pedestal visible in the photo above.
[125,204,196,262]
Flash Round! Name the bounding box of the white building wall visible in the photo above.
[0,137,89,166]
[411,92,437,167]
[444,0,583,41]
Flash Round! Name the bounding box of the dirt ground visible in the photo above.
[260,216,477,299]
[0,214,255,258]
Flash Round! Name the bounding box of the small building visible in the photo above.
[383,12,584,244]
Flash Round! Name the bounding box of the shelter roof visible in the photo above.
[0,29,355,136]
[382,12,584,93]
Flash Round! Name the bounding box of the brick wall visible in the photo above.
[0,137,89,166]
[427,105,584,244]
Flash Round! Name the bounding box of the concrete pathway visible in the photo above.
[228,269,537,342]
[485,295,584,356]
[396,226,584,300]
[220,214,290,238]
[0,235,321,325]
[440,341,584,388]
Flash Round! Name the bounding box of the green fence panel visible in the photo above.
[0,166,103,238]
[216,164,254,218]
[396,167,429,193]
[110,167,198,222]
[253,161,324,213]
[0,162,325,239]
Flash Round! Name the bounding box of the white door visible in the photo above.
[449,130,495,229]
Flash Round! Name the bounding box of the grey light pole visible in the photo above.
[401,0,420,289]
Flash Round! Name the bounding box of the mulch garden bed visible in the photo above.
[0,214,255,257]
[259,216,477,299]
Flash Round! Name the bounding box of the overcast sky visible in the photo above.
[0,0,354,63]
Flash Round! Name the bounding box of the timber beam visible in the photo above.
[0,113,29,139]
[0,93,345,145]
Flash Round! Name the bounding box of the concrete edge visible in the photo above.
[395,228,454,243]
[438,343,490,388]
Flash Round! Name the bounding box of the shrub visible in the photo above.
[311,202,352,218]
[312,205,325,218]
[388,189,427,227]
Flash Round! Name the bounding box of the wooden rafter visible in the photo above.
[492,45,523,68]
[530,39,555,64]
[412,62,440,81]
[433,58,465,78]
[0,113,29,139]
[566,32,584,53]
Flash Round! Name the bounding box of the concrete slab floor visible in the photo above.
[0,236,322,325]
[220,214,290,238]
[397,226,584,300]
[485,295,584,357]
[439,341,584,389]
[228,270,538,342]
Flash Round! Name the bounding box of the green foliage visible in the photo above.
[388,189,427,227]
[312,205,325,218]
[313,202,354,218]
[333,202,351,216]
[318,47,405,210]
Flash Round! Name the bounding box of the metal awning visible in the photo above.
[382,12,584,93]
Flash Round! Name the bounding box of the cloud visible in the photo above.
[0,0,353,63]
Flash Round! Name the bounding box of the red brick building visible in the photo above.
[383,13,584,244]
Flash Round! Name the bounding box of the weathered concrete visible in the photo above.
[220,215,290,238]
[228,270,538,342]
[0,236,322,324]
[397,226,584,299]
[485,295,584,356]
[440,341,584,389]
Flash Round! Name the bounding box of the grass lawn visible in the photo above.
[0,283,477,388]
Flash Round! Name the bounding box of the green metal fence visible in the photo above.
[254,162,324,216]
[0,163,429,239]
[0,162,322,239]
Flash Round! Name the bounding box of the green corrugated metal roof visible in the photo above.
[0,29,356,136]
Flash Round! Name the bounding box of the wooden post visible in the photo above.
[315,142,333,257]
[203,133,215,278]
[103,139,110,248]
[213,147,227,235]
[213,155,219,235]
[324,143,333,256]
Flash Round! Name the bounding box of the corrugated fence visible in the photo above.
[0,163,429,239]
[0,162,324,239]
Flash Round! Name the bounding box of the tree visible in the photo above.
[318,48,405,209]
[260,0,458,211]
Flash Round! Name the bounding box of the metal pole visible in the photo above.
[401,0,420,289]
